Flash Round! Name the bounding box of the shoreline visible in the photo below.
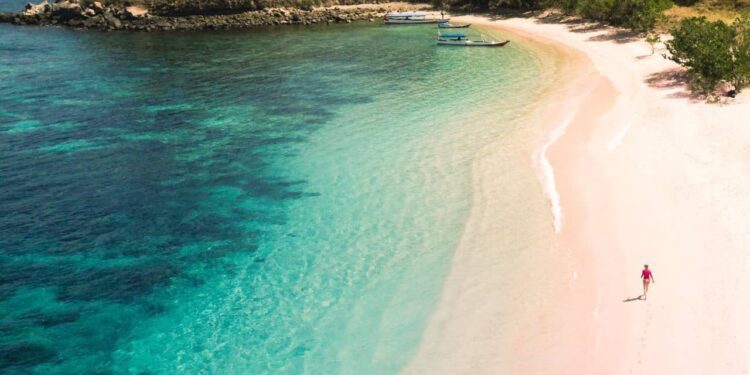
[408,13,750,374]
[404,19,602,373]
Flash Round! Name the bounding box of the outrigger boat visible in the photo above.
[384,12,449,24]
[436,33,510,47]
[437,22,471,28]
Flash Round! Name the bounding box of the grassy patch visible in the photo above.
[661,1,749,30]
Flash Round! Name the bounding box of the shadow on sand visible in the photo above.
[475,10,643,44]
[586,29,641,44]
[644,67,699,100]
[623,295,644,302]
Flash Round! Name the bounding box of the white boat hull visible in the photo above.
[385,19,449,24]
[436,39,510,47]
[437,23,471,28]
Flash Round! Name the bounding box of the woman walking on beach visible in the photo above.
[641,264,654,300]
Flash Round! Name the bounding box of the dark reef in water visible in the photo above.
[0,0,422,31]
[0,343,59,369]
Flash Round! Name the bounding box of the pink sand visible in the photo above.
[407,14,750,374]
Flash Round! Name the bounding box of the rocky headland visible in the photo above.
[0,1,425,31]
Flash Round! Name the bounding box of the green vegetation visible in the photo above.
[432,0,750,97]
[666,17,735,93]
[734,13,750,89]
[610,0,674,32]
[664,1,749,29]
[442,0,673,32]
[563,0,674,33]
[646,32,661,54]
[441,0,750,33]
[666,13,750,93]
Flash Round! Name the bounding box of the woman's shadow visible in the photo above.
[622,295,644,302]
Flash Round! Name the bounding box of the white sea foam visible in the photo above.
[534,109,576,233]
[534,73,599,233]
[607,121,630,151]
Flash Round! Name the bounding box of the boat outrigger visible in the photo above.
[384,12,449,24]
[436,33,510,47]
[437,22,471,28]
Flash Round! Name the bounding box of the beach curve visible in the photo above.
[407,12,750,374]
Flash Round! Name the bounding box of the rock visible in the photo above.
[23,0,48,16]
[9,2,399,32]
[49,1,82,21]
[0,12,16,23]
[67,18,83,27]
[124,5,147,19]
[103,11,121,28]
[82,14,102,27]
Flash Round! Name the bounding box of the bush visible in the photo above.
[666,17,736,93]
[543,0,579,13]
[609,0,672,32]
[541,0,672,31]
[672,0,699,5]
[732,12,750,90]
[666,14,750,94]
[576,0,615,21]
[297,0,314,10]
[490,0,546,8]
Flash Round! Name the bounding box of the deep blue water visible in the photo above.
[0,16,552,374]
[0,0,23,12]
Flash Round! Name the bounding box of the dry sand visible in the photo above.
[407,14,750,374]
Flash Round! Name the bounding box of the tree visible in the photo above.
[646,32,660,55]
[720,0,742,9]
[544,0,579,14]
[666,17,736,94]
[609,0,672,33]
[547,0,671,32]
[490,0,545,9]
[575,0,614,21]
[731,12,750,92]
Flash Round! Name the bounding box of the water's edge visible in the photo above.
[404,23,595,373]
[1,21,560,373]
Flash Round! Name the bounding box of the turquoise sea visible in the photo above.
[1,5,561,373]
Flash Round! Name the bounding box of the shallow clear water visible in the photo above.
[0,20,556,374]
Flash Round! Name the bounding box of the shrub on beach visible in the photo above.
[609,0,673,32]
[541,0,672,32]
[548,0,579,13]
[575,0,615,21]
[732,13,750,90]
[491,0,547,9]
[666,14,750,94]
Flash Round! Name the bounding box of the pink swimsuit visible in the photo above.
[642,269,652,280]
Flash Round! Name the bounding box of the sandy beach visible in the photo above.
[407,13,750,374]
